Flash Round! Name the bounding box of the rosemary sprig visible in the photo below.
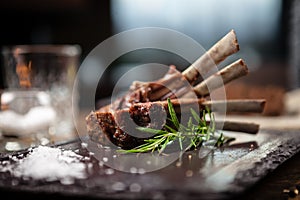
[118,99,234,154]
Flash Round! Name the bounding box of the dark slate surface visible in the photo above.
[0,129,300,200]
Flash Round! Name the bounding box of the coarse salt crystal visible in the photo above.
[0,145,88,184]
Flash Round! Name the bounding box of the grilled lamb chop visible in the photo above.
[86,99,265,149]
[85,29,265,150]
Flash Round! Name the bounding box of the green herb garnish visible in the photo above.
[118,98,233,154]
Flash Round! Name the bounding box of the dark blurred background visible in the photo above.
[0,0,298,114]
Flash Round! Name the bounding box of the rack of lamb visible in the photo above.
[86,30,266,150]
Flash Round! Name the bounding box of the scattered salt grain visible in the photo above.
[176,161,182,167]
[130,183,142,192]
[84,156,91,161]
[0,145,88,185]
[81,142,88,148]
[102,157,108,162]
[185,170,194,177]
[111,181,126,191]
[130,167,138,174]
[99,161,104,167]
[104,168,114,175]
[138,168,146,175]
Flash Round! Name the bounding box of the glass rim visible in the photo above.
[1,44,81,57]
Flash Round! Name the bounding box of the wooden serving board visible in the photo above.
[0,129,300,200]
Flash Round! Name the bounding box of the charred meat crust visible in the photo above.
[86,110,146,150]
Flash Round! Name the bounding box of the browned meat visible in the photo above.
[85,30,265,150]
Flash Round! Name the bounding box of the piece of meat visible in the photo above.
[86,110,145,150]
[86,97,266,149]
[86,99,201,149]
[85,30,265,150]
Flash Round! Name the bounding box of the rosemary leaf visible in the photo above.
[167,98,180,129]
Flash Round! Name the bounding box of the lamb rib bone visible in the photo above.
[128,98,266,115]
[149,29,240,92]
[216,121,259,135]
[167,58,248,99]
[104,29,240,111]
[182,29,239,84]
[107,57,247,111]
[192,59,248,97]
[150,29,240,99]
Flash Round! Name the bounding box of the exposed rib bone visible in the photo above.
[203,99,266,114]
[130,98,266,114]
[193,59,248,97]
[215,121,260,134]
[103,30,241,111]
[182,29,240,84]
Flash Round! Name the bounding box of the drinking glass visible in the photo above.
[0,45,81,151]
